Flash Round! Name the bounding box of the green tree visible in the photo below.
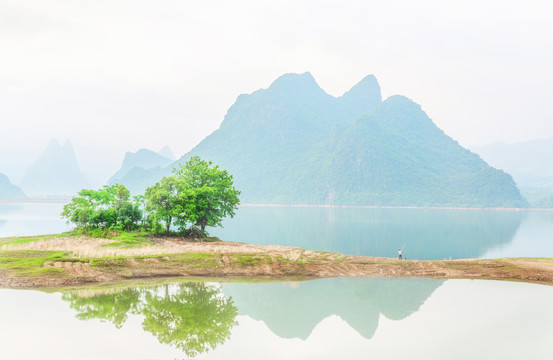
[61,184,141,230]
[144,176,179,235]
[173,156,241,233]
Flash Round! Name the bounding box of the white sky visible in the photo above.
[1,0,553,185]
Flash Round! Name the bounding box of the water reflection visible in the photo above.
[63,283,238,357]
[2,278,551,359]
[61,277,443,355]
[214,207,525,259]
[223,277,444,339]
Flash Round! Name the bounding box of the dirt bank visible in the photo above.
[1,235,552,288]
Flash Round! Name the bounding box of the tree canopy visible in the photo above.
[144,156,241,236]
[61,184,142,231]
[62,157,240,238]
[173,156,241,232]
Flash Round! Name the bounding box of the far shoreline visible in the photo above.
[2,199,553,212]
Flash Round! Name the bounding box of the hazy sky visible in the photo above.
[1,0,553,185]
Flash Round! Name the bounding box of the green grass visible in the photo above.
[0,250,71,277]
[231,254,266,267]
[170,253,220,268]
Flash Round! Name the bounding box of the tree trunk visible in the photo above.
[165,216,172,236]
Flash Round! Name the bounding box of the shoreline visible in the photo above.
[3,199,553,212]
[1,234,552,289]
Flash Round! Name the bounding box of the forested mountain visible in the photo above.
[116,72,527,208]
[20,140,88,197]
[108,148,173,185]
[0,173,26,200]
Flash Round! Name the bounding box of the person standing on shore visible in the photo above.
[398,248,402,260]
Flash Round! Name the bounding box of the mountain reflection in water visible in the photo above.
[61,277,443,356]
[223,277,444,339]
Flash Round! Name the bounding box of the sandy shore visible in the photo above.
[1,235,552,289]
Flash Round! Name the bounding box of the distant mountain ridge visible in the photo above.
[472,138,553,188]
[0,173,26,200]
[108,148,173,185]
[158,146,176,161]
[472,138,553,207]
[115,72,527,208]
[20,139,88,198]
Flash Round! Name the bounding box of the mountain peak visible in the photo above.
[158,145,176,161]
[340,74,382,114]
[20,139,87,197]
[0,172,27,200]
[267,72,326,97]
[62,140,74,151]
[46,139,61,150]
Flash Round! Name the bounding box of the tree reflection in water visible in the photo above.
[62,282,238,357]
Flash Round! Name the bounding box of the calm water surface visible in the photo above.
[0,278,552,360]
[1,202,552,359]
[2,202,553,259]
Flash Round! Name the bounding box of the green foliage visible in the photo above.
[61,184,143,231]
[62,282,238,357]
[63,158,240,237]
[173,156,241,232]
[144,176,179,235]
[144,156,241,236]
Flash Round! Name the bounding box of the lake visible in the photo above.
[2,202,553,260]
[1,202,552,359]
[0,278,552,359]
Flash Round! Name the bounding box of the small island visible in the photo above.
[1,232,553,288]
[1,157,552,289]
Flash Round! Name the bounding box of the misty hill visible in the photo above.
[158,145,176,161]
[0,173,27,200]
[20,140,88,197]
[472,138,553,188]
[117,72,527,208]
[108,149,173,185]
[472,138,553,207]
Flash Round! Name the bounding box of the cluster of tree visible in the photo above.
[60,184,142,231]
[61,156,241,237]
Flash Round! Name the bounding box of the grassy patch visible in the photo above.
[167,253,221,268]
[0,250,71,277]
[231,254,266,267]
